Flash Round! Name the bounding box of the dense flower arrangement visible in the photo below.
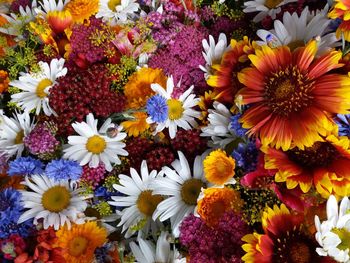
[1,0,350,262]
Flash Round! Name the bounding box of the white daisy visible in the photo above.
[35,0,69,16]
[10,58,67,116]
[18,174,90,230]
[63,113,128,172]
[147,76,201,139]
[109,160,162,238]
[96,0,139,25]
[256,6,339,55]
[200,101,236,148]
[243,0,297,22]
[0,0,38,40]
[199,33,230,80]
[130,231,186,263]
[151,151,207,237]
[315,195,350,263]
[0,112,34,158]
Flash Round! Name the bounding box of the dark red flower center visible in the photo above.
[264,66,314,116]
[286,142,339,169]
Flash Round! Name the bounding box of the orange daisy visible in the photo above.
[121,111,149,137]
[264,135,350,198]
[64,0,99,24]
[238,40,350,151]
[329,0,350,41]
[197,187,243,226]
[54,221,107,263]
[207,36,257,104]
[124,67,167,109]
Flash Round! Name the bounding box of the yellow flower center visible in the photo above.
[68,236,89,257]
[36,78,52,98]
[136,190,163,217]
[288,242,311,263]
[265,0,283,9]
[332,228,350,253]
[41,186,71,213]
[274,79,295,100]
[86,135,106,154]
[167,99,184,120]
[181,179,204,205]
[108,0,121,10]
[14,130,24,144]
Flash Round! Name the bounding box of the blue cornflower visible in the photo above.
[45,159,82,181]
[232,141,258,173]
[0,210,33,239]
[8,157,44,176]
[335,114,350,136]
[94,186,113,199]
[146,94,168,123]
[0,188,22,220]
[229,113,247,137]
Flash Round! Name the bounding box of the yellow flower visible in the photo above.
[47,10,73,33]
[124,67,167,109]
[197,187,243,226]
[121,111,149,137]
[203,149,236,185]
[64,0,99,24]
[54,221,107,263]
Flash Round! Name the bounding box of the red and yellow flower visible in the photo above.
[242,204,328,263]
[264,134,350,198]
[238,40,350,151]
[207,37,257,104]
[329,0,350,41]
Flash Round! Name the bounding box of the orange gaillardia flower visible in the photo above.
[47,10,73,34]
[329,0,350,41]
[207,36,257,104]
[121,111,150,137]
[197,187,243,226]
[264,134,350,198]
[238,40,350,151]
[242,204,324,263]
[55,221,107,263]
[203,149,236,185]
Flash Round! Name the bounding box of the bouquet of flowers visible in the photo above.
[0,0,350,262]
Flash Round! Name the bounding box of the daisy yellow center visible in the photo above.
[86,135,106,154]
[108,0,121,10]
[286,142,339,169]
[332,228,350,253]
[137,190,163,217]
[181,179,204,205]
[68,236,89,257]
[42,186,71,213]
[265,66,314,116]
[36,78,52,98]
[167,99,184,120]
[288,242,311,263]
[14,130,24,144]
[265,0,283,9]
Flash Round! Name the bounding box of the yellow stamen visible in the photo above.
[265,0,283,9]
[167,99,184,120]
[86,135,106,154]
[36,78,52,98]
[108,0,121,10]
[332,228,350,252]
[42,186,71,213]
[14,130,24,144]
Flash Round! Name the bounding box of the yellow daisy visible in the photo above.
[64,0,99,24]
[203,149,236,186]
[55,221,108,263]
